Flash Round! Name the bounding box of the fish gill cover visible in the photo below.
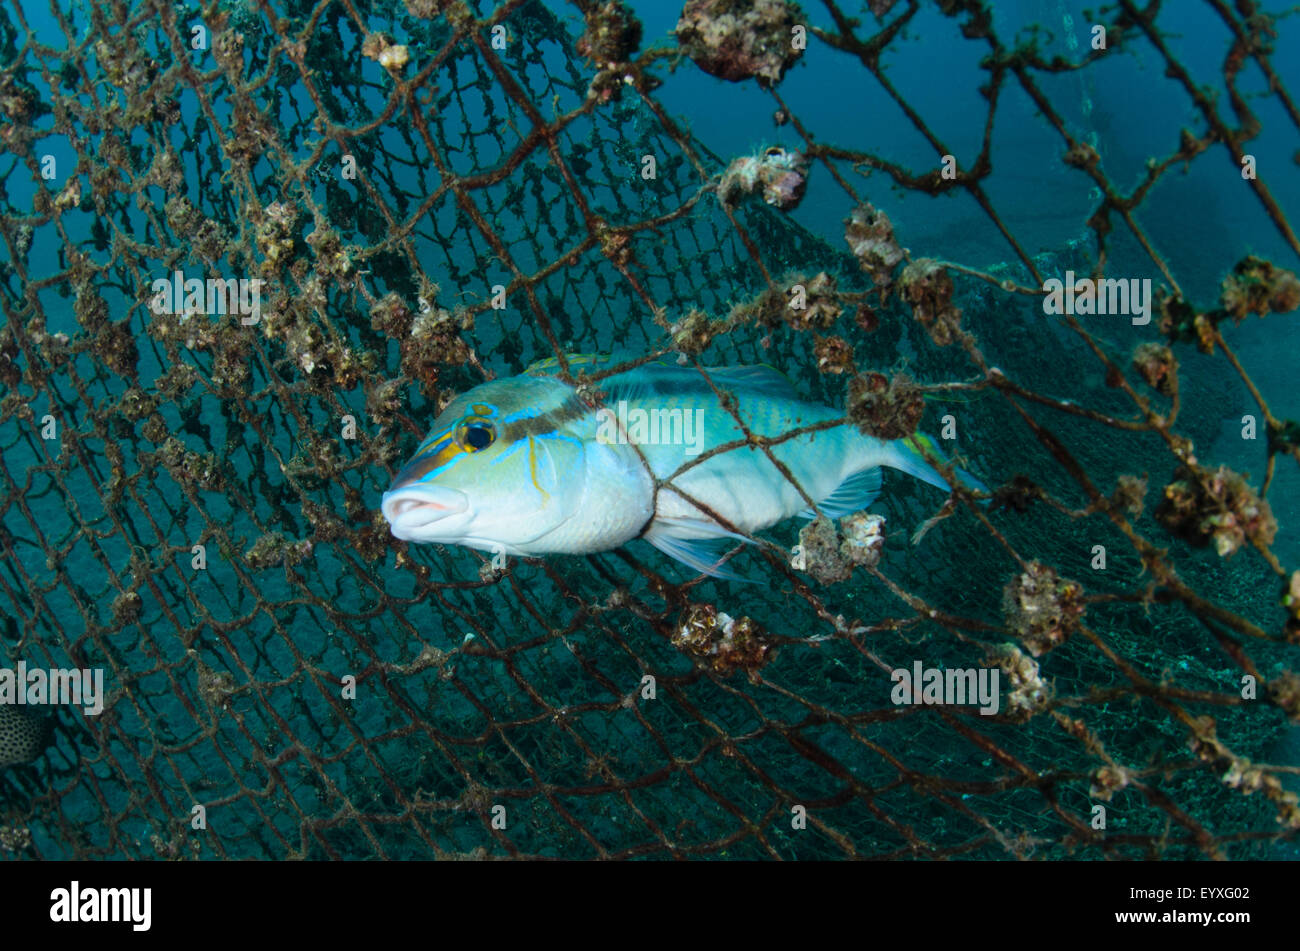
[0,0,1297,860]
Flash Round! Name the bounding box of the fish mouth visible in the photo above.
[381,484,469,540]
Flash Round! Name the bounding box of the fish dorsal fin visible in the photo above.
[526,354,804,403]
[797,467,882,520]
[605,361,804,405]
[524,352,619,377]
[698,364,803,401]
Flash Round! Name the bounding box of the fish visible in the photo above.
[381,354,985,578]
[0,703,53,769]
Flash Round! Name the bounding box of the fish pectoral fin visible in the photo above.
[797,467,882,520]
[642,519,753,582]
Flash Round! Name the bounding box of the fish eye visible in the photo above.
[459,422,495,451]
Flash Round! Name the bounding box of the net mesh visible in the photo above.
[1,0,1299,860]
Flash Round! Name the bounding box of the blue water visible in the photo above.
[3,0,1298,861]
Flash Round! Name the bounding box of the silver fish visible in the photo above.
[382,355,984,577]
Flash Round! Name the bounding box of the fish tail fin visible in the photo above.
[883,433,988,499]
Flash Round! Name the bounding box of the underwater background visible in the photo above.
[1,0,1298,859]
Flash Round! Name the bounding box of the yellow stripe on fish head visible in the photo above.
[390,401,500,487]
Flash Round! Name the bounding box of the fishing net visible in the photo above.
[1,0,1298,860]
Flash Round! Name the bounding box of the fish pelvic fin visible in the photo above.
[641,517,754,582]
